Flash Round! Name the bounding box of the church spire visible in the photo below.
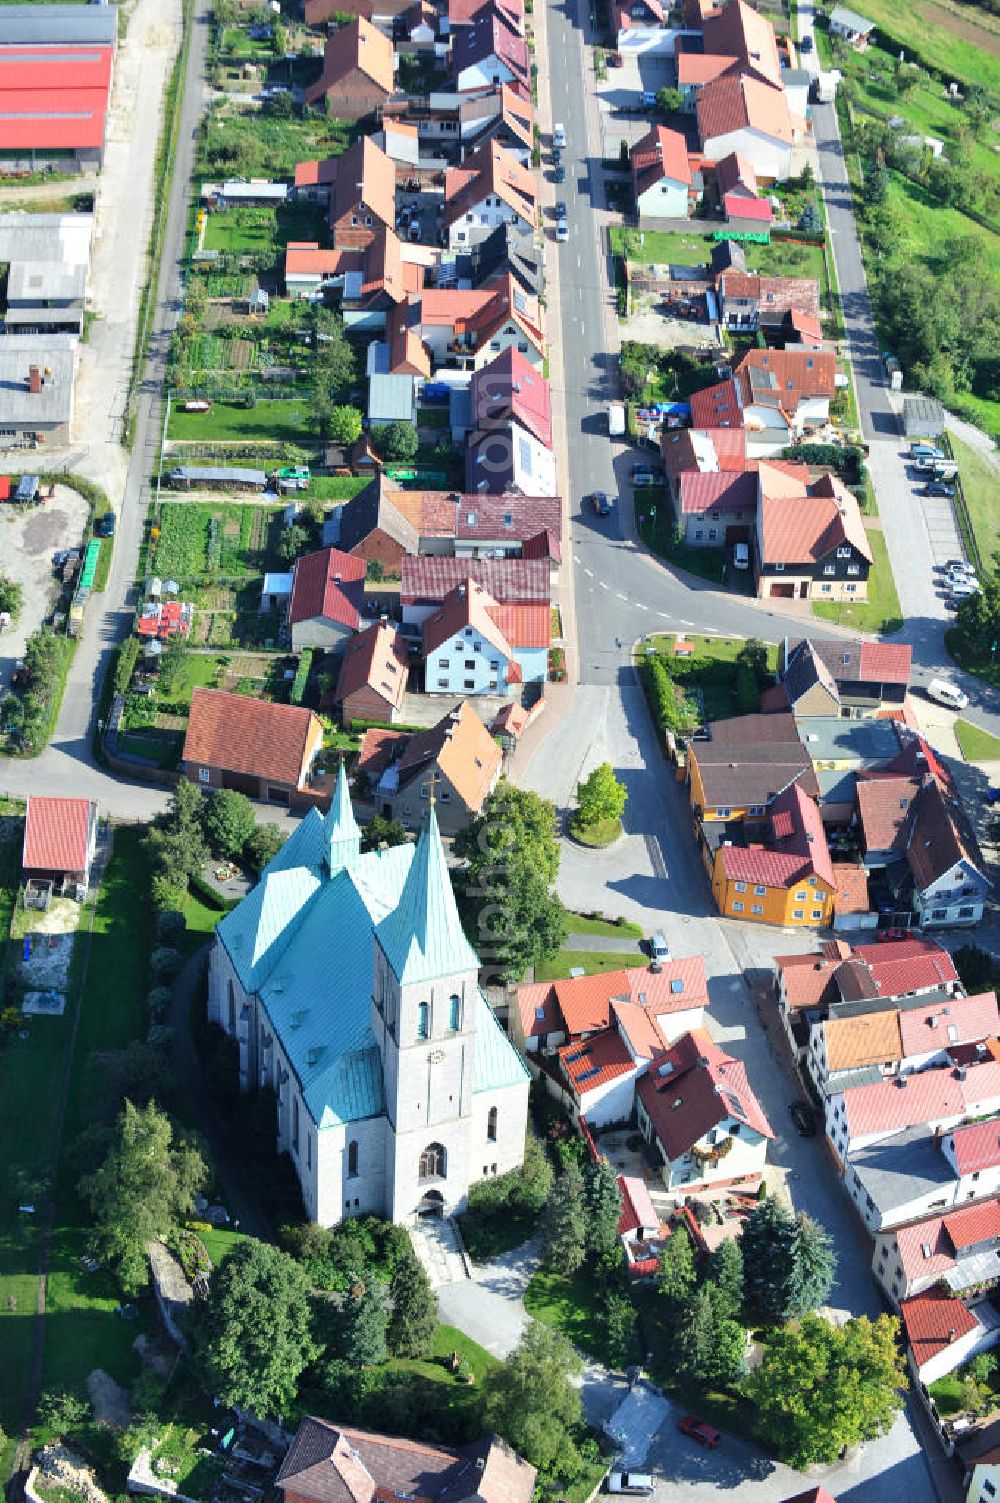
[376,800,479,984]
[323,760,361,875]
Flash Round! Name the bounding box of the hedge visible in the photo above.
[290,647,313,705]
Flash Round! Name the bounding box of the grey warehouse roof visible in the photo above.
[849,1123,952,1216]
[0,214,92,269]
[0,6,117,46]
[8,261,86,305]
[0,341,75,426]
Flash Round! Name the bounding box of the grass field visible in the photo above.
[534,949,646,981]
[309,477,372,500]
[564,911,643,938]
[882,172,1000,281]
[635,494,727,586]
[152,501,285,577]
[166,398,313,445]
[812,527,903,635]
[202,201,327,257]
[955,718,1000,761]
[950,432,1000,567]
[525,1269,639,1368]
[612,226,829,294]
[843,0,1000,96]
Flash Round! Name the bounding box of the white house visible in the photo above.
[444,140,538,251]
[635,1029,773,1196]
[826,1059,1000,1165]
[807,990,1000,1097]
[901,1290,1000,1388]
[697,73,794,182]
[904,778,992,928]
[873,1194,1000,1306]
[423,578,515,696]
[631,125,693,223]
[465,420,556,496]
[207,766,530,1226]
[849,1117,1000,1237]
[958,1423,1000,1503]
[451,10,530,93]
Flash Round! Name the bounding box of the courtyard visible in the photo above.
[0,485,91,692]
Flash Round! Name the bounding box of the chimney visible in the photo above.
[27,365,41,394]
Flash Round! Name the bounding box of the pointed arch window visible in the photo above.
[347,1140,359,1179]
[228,980,236,1033]
[487,1106,498,1142]
[417,1001,430,1040]
[419,1142,447,1181]
[449,994,461,1032]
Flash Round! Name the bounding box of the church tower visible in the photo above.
[372,798,481,1218]
[323,761,361,877]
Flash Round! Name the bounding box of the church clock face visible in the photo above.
[429,1049,446,1064]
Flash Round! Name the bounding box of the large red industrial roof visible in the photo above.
[0,47,112,151]
[0,47,113,91]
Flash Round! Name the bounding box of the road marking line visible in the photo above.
[583,567,593,576]
[616,592,627,600]
[635,602,647,610]
[599,580,609,589]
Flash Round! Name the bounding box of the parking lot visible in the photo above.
[0,485,90,689]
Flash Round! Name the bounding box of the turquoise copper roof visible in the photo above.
[473,991,531,1093]
[375,803,480,986]
[323,761,361,873]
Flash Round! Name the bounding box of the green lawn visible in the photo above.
[166,398,313,445]
[842,0,1000,96]
[525,1269,639,1369]
[643,636,779,723]
[202,201,328,257]
[949,432,1000,569]
[569,816,622,847]
[635,495,727,586]
[945,626,1000,688]
[812,526,903,634]
[646,634,778,668]
[309,477,372,500]
[612,226,830,297]
[882,172,1000,282]
[955,718,1000,761]
[152,501,285,578]
[534,950,646,981]
[564,912,643,938]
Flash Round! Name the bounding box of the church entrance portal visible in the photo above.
[418,1189,445,1216]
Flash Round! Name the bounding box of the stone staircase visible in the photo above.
[409,1215,471,1288]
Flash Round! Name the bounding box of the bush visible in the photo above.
[642,655,698,736]
[150,946,182,983]
[734,663,759,713]
[156,910,187,945]
[147,986,172,1020]
[290,649,313,706]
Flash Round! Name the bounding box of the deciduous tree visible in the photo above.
[190,1239,321,1418]
[327,405,363,446]
[482,1321,585,1479]
[745,1313,906,1466]
[244,822,285,872]
[79,1101,208,1295]
[372,420,419,461]
[361,814,408,853]
[203,788,257,860]
[576,763,627,828]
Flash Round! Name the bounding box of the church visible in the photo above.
[207,766,530,1226]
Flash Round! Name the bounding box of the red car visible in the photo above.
[678,1416,721,1449]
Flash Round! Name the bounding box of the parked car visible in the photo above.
[678,1417,720,1449]
[551,146,562,166]
[553,163,566,183]
[631,465,663,485]
[555,201,568,221]
[945,559,976,575]
[587,491,611,516]
[910,442,945,460]
[650,931,671,963]
[553,122,566,147]
[556,220,569,242]
[986,787,1000,805]
[733,541,750,570]
[800,32,814,50]
[789,1101,817,1137]
[608,49,623,65]
[922,482,955,498]
[96,512,116,537]
[606,1474,654,1497]
[926,676,968,709]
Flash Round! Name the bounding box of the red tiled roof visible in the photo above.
[852,937,959,995]
[725,783,834,890]
[832,862,869,915]
[899,991,1000,1059]
[333,621,408,711]
[689,378,743,429]
[560,1029,636,1097]
[285,241,350,278]
[637,1028,773,1162]
[294,157,339,188]
[950,1118,1000,1176]
[702,0,782,87]
[423,578,512,659]
[698,72,793,149]
[677,51,737,86]
[402,555,549,604]
[788,310,823,342]
[676,470,756,516]
[841,1058,1000,1142]
[470,347,552,448]
[859,641,912,685]
[491,601,550,648]
[856,773,921,855]
[632,124,692,194]
[304,15,395,105]
[775,944,850,1011]
[618,1174,660,1237]
[445,139,537,228]
[759,486,872,568]
[22,797,93,875]
[737,347,837,409]
[357,725,409,781]
[0,83,108,150]
[330,135,397,233]
[942,1198,1000,1252]
[901,1291,980,1370]
[452,7,530,88]
[661,425,747,479]
[288,547,365,629]
[715,150,758,195]
[725,193,772,223]
[516,960,707,1042]
[183,689,320,788]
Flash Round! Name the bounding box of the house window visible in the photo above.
[754,884,766,896]
[958,906,975,918]
[715,807,731,818]
[823,564,835,576]
[449,994,461,1031]
[774,562,784,571]
[847,565,860,576]
[748,807,764,817]
[465,659,476,670]
[348,1140,359,1178]
[464,679,475,689]
[734,881,746,893]
[837,546,851,558]
[708,529,717,541]
[932,908,947,920]
[845,584,857,593]
[732,900,744,912]
[419,1142,447,1180]
[694,530,703,540]
[417,1002,429,1040]
[437,678,448,688]
[793,910,804,920]
[752,903,763,915]
[811,909,824,920]
[821,584,832,593]
[199,767,210,784]
[351,215,359,226]
[487,1106,498,1141]
[795,891,807,901]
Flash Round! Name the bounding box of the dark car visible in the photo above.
[551,146,562,165]
[800,32,814,50]
[789,1101,817,1137]
[587,491,611,516]
[922,482,955,498]
[555,201,568,220]
[553,163,566,183]
[678,1416,720,1449]
[96,511,116,537]
[986,787,1000,805]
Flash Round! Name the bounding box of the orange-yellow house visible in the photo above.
[687,712,816,822]
[709,782,836,927]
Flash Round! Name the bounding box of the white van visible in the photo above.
[733,542,749,570]
[927,677,969,710]
[607,1473,654,1496]
[553,122,566,148]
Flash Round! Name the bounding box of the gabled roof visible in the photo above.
[831,862,870,915]
[677,51,737,86]
[452,7,530,88]
[332,621,408,712]
[737,346,837,412]
[288,547,365,630]
[402,554,549,604]
[339,474,420,556]
[840,1057,1000,1142]
[676,470,757,515]
[393,700,502,813]
[951,1118,1000,1176]
[423,577,513,660]
[183,689,320,787]
[330,135,397,230]
[285,241,352,281]
[689,377,743,429]
[560,1028,637,1097]
[661,424,747,480]
[823,1010,902,1074]
[850,938,959,997]
[517,960,708,1041]
[631,124,692,194]
[690,718,817,809]
[470,346,552,448]
[776,945,849,1012]
[445,139,537,228]
[304,16,395,104]
[499,81,534,145]
[22,796,94,874]
[715,150,758,196]
[759,484,872,569]
[702,0,782,87]
[361,225,408,303]
[465,420,555,496]
[720,270,821,321]
[618,1174,659,1237]
[900,1291,980,1370]
[698,72,793,149]
[904,776,990,894]
[637,1027,773,1161]
[856,773,921,854]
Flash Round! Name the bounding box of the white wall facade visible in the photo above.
[574,1068,641,1129]
[636,1093,768,1193]
[448,198,523,250]
[915,862,990,929]
[909,1314,1000,1388]
[700,126,792,182]
[637,177,689,221]
[966,1460,1000,1503]
[455,56,518,91]
[426,624,511,695]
